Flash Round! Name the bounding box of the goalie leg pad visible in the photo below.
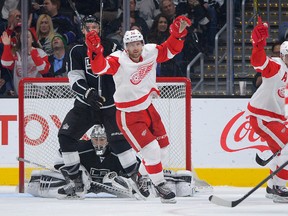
[163,170,195,197]
[175,170,195,197]
[112,176,131,191]
[27,170,66,198]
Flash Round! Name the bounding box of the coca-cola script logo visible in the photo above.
[130,61,153,85]
[220,111,270,153]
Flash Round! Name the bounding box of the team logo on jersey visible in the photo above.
[90,168,110,181]
[141,129,147,136]
[130,61,154,85]
[85,57,92,73]
[278,86,285,98]
[62,123,69,130]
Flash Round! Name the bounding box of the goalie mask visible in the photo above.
[91,124,108,156]
[123,29,144,50]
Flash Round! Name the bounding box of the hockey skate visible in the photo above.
[154,182,176,204]
[57,170,86,200]
[133,175,150,198]
[113,174,150,200]
[272,186,288,203]
[265,186,274,199]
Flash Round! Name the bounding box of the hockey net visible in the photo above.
[18,77,191,192]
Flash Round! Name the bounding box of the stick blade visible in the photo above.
[208,195,237,207]
[255,153,267,166]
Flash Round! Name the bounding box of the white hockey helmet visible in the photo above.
[280,41,288,63]
[280,41,288,56]
[90,124,108,156]
[123,29,144,49]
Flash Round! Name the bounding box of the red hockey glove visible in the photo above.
[251,16,269,48]
[85,30,102,53]
[169,15,192,39]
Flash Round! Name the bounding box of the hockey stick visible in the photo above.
[97,0,104,96]
[67,0,103,97]
[209,159,288,207]
[255,150,280,166]
[17,156,56,171]
[17,157,133,198]
[99,0,104,37]
[67,0,89,32]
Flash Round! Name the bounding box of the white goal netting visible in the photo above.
[18,77,191,192]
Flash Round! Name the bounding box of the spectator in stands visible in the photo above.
[252,41,282,91]
[147,13,183,77]
[1,0,20,21]
[1,28,50,95]
[0,9,22,96]
[177,0,211,55]
[203,0,223,55]
[0,69,14,96]
[43,0,77,45]
[30,0,47,28]
[1,9,22,45]
[106,20,125,47]
[135,0,160,28]
[148,14,171,45]
[105,0,149,39]
[36,14,55,55]
[159,0,176,23]
[0,0,20,34]
[106,16,138,48]
[0,8,33,46]
[45,33,68,77]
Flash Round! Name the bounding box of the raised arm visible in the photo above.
[250,16,280,77]
[156,15,191,63]
[1,31,14,70]
[85,31,120,75]
[30,48,50,75]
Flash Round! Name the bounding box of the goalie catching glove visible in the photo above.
[84,88,106,111]
[251,16,269,48]
[169,15,192,39]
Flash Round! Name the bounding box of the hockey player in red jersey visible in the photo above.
[247,16,288,203]
[86,15,191,203]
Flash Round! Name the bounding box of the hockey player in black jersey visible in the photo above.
[27,124,146,198]
[56,15,146,199]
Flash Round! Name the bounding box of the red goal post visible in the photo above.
[18,77,191,192]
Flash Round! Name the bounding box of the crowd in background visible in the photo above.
[0,0,241,96]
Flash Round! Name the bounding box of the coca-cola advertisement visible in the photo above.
[192,98,270,168]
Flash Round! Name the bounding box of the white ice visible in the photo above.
[0,186,287,216]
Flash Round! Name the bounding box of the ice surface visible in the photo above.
[0,186,287,216]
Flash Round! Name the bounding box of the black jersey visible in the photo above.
[77,140,125,182]
[68,39,120,108]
